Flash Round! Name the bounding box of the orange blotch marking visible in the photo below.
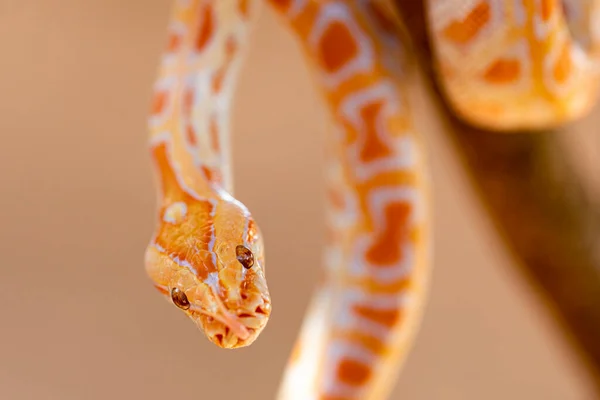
[209,117,220,152]
[540,0,556,20]
[167,34,182,52]
[213,37,237,93]
[186,124,197,146]
[319,21,358,73]
[238,0,249,17]
[196,3,215,51]
[341,120,359,145]
[353,304,401,327]
[483,58,521,84]
[442,2,490,45]
[553,43,572,83]
[334,331,387,355]
[182,87,195,146]
[151,91,167,115]
[212,68,226,93]
[359,101,392,163]
[202,165,222,184]
[359,170,416,195]
[352,276,411,294]
[268,0,292,12]
[336,358,371,386]
[365,201,411,266]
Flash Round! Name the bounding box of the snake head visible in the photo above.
[145,197,272,349]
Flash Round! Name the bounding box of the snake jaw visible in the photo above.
[179,265,271,349]
[201,293,271,349]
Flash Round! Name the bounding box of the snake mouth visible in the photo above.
[194,314,265,349]
[212,325,257,348]
[188,294,271,349]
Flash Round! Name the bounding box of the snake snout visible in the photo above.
[196,290,271,349]
[203,317,259,349]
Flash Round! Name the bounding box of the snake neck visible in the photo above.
[148,0,257,199]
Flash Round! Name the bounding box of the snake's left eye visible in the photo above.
[171,287,190,310]
[236,245,254,269]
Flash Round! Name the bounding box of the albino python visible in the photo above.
[144,0,600,398]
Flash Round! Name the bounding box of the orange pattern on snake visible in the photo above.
[428,0,600,129]
[145,0,599,399]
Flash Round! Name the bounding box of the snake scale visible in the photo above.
[144,0,600,398]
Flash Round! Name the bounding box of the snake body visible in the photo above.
[428,0,600,130]
[145,1,599,399]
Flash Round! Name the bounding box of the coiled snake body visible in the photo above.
[145,1,600,398]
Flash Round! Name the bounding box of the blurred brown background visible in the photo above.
[1,1,599,399]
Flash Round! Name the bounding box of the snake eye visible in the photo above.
[171,287,190,310]
[236,245,254,269]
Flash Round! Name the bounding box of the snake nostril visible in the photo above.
[255,305,266,315]
[214,333,224,345]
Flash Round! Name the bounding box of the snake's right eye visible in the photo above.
[236,245,255,269]
[171,287,191,310]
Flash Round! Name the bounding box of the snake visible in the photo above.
[144,0,600,398]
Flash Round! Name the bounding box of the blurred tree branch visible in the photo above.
[393,0,600,390]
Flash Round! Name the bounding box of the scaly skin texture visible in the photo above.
[427,0,600,130]
[145,0,599,398]
[269,2,430,399]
